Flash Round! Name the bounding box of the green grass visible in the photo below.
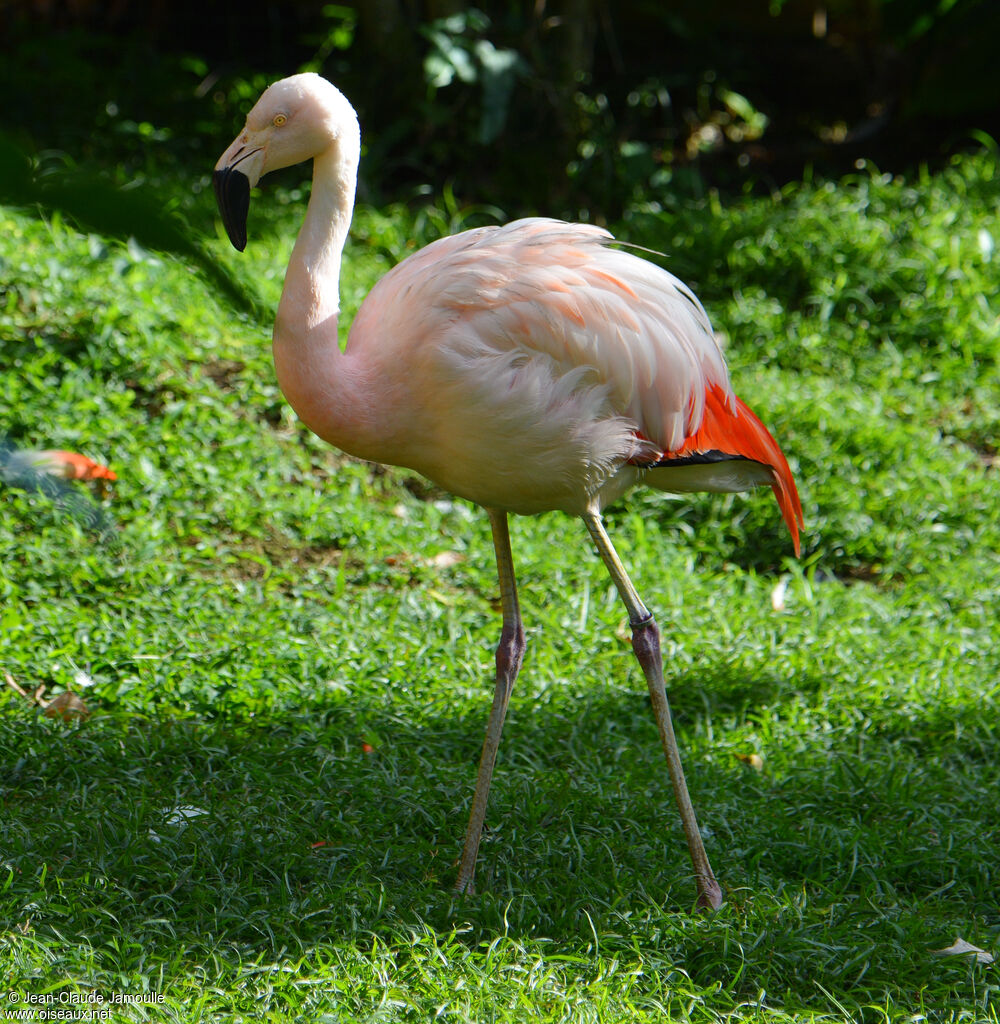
[1,150,999,1022]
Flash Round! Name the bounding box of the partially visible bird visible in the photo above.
[214,73,803,909]
[1,447,118,485]
[1,442,117,534]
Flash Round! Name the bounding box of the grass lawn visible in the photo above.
[1,148,998,1021]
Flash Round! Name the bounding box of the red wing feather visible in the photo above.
[662,384,803,555]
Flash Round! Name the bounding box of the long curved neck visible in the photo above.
[276,135,357,341]
[273,130,371,452]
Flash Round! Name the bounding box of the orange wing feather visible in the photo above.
[647,384,803,555]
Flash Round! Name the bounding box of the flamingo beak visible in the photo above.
[213,165,251,251]
[213,140,265,252]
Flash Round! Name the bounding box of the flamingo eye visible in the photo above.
[273,113,287,127]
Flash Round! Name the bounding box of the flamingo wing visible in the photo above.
[352,218,731,447]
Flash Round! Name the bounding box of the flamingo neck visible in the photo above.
[278,136,357,335]
[273,131,371,452]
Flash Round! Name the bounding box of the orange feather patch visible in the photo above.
[644,384,803,555]
[39,451,118,481]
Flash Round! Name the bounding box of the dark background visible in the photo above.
[1,0,998,218]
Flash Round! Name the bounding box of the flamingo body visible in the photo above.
[284,214,801,538]
[214,73,803,908]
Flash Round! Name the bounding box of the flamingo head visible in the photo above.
[213,73,358,251]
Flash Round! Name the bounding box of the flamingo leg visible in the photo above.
[582,511,724,911]
[454,508,526,894]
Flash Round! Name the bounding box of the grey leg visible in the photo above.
[454,509,526,894]
[582,511,723,910]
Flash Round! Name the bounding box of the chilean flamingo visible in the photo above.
[213,73,802,910]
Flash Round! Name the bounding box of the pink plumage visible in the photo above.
[346,217,802,535]
[215,73,804,910]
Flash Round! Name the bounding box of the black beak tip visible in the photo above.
[213,167,250,252]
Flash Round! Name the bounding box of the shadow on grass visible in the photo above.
[3,662,995,967]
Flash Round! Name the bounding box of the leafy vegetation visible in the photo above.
[1,114,999,1024]
[3,1,1000,219]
